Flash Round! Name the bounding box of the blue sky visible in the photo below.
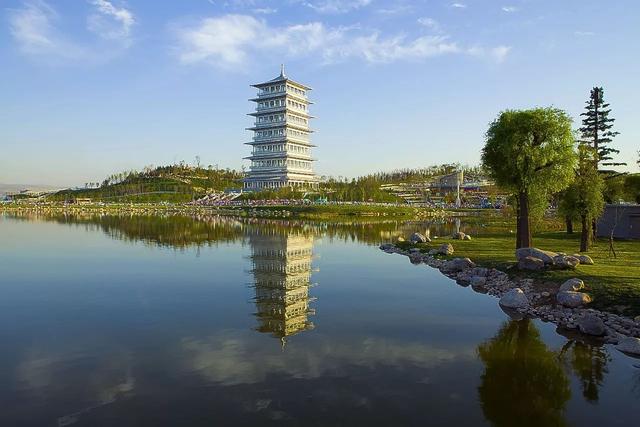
[1,0,639,187]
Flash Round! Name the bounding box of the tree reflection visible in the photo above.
[558,338,610,403]
[477,319,571,427]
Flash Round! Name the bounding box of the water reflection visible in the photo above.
[477,319,571,427]
[248,227,316,345]
[557,330,610,403]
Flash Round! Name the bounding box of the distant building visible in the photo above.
[597,204,640,239]
[244,65,318,191]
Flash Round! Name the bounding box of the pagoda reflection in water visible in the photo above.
[248,228,316,345]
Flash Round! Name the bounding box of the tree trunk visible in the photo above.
[565,216,574,234]
[516,191,532,249]
[591,218,597,240]
[581,214,591,252]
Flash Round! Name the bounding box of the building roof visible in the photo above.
[251,65,313,91]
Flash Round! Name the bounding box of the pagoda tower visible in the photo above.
[248,227,316,345]
[244,65,318,190]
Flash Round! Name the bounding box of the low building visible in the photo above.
[596,204,640,239]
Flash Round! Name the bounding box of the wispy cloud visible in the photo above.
[417,17,442,32]
[501,6,517,13]
[252,7,277,14]
[304,0,372,14]
[574,30,595,36]
[450,3,467,8]
[87,0,135,42]
[8,0,135,64]
[173,14,510,69]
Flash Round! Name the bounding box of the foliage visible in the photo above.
[557,145,604,251]
[482,107,577,247]
[579,86,624,168]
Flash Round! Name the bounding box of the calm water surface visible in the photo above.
[0,213,638,426]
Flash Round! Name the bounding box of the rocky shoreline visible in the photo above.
[379,242,640,358]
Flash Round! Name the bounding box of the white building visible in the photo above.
[244,66,318,190]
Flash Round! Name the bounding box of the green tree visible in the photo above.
[482,108,576,249]
[477,319,571,427]
[557,145,604,252]
[579,87,624,168]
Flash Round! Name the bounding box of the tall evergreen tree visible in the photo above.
[579,87,624,168]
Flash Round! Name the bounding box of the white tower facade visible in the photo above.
[244,66,318,190]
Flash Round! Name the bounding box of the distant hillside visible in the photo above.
[48,165,244,202]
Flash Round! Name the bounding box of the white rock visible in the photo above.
[559,278,585,292]
[516,247,558,265]
[518,256,545,271]
[578,314,606,336]
[438,243,454,256]
[499,288,529,309]
[557,291,592,308]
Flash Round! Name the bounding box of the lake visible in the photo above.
[1,212,638,426]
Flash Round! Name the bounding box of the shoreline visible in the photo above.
[0,202,471,220]
[380,242,640,356]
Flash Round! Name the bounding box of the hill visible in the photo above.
[47,165,243,203]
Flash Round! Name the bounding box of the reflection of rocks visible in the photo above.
[248,229,316,344]
[477,320,570,427]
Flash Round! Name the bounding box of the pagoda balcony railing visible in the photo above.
[252,135,310,143]
[257,88,308,99]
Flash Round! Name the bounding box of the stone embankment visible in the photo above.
[380,242,640,358]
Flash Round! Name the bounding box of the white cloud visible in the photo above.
[174,14,510,68]
[574,31,595,36]
[252,7,277,14]
[87,0,135,42]
[450,3,467,8]
[8,0,134,63]
[305,0,372,14]
[417,17,441,32]
[468,45,511,63]
[501,6,517,13]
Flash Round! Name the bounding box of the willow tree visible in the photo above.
[482,108,576,249]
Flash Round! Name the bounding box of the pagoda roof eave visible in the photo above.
[251,78,312,91]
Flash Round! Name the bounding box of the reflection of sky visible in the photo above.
[0,216,638,426]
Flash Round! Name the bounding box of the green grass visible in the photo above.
[399,231,640,317]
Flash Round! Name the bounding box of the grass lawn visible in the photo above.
[401,231,640,317]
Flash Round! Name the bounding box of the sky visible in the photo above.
[1,0,639,187]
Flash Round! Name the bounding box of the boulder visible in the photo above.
[554,255,580,270]
[516,248,557,265]
[438,243,454,256]
[396,236,405,243]
[470,276,487,287]
[452,232,466,240]
[499,288,529,309]
[409,248,421,253]
[576,254,594,265]
[445,257,476,272]
[409,232,429,244]
[578,314,606,336]
[557,291,592,308]
[616,337,640,357]
[518,256,545,271]
[559,278,585,292]
[463,234,472,240]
